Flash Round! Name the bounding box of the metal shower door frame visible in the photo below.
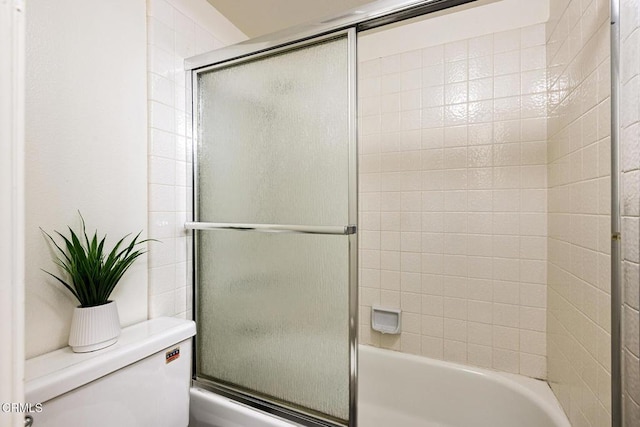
[610,0,622,425]
[188,28,358,427]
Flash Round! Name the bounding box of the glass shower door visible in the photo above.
[189,31,357,427]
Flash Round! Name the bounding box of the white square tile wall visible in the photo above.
[358,22,549,379]
[546,0,611,425]
[620,0,640,425]
[146,0,242,320]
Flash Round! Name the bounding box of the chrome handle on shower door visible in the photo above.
[185,222,356,235]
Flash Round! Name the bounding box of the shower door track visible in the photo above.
[185,0,477,72]
[192,379,346,427]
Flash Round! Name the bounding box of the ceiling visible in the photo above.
[206,0,374,38]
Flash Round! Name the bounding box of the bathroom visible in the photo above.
[1,0,639,426]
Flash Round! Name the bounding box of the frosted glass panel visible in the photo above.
[197,232,349,420]
[197,36,349,225]
[195,35,351,423]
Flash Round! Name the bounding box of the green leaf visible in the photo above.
[40,212,152,307]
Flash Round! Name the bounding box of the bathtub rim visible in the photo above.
[358,344,571,427]
[190,345,571,427]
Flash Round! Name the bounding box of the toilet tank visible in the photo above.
[25,317,196,427]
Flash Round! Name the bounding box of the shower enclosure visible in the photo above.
[185,0,623,426]
[186,31,357,427]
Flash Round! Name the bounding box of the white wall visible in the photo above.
[359,0,549,61]
[145,0,246,320]
[545,0,611,425]
[24,0,149,358]
[1,0,25,425]
[358,0,550,378]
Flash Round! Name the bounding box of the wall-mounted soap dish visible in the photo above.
[371,306,401,334]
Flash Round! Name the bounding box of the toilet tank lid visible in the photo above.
[25,317,196,404]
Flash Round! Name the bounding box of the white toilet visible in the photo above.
[25,317,196,427]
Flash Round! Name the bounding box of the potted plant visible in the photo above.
[42,214,150,352]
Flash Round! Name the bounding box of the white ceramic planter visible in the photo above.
[68,301,121,353]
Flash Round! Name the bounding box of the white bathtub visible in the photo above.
[190,345,571,427]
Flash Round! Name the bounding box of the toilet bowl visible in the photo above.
[25,317,196,427]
